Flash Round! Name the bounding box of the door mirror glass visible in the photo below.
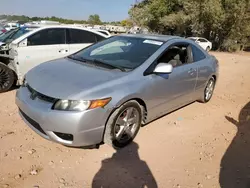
[18,38,27,47]
[153,63,173,74]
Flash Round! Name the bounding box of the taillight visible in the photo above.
[1,29,7,33]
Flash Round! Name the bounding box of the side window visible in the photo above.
[68,29,104,44]
[198,38,207,42]
[157,43,193,68]
[191,44,206,62]
[27,28,66,46]
[95,34,105,42]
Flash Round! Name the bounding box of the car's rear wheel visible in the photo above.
[201,77,215,103]
[206,46,211,51]
[0,63,15,93]
[104,100,142,149]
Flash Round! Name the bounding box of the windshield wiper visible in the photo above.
[69,55,126,72]
[91,59,126,72]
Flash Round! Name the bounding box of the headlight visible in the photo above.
[52,98,111,112]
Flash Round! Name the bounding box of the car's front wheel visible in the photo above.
[206,46,211,51]
[0,63,15,93]
[104,100,142,149]
[200,77,215,103]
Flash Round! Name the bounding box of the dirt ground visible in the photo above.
[0,52,250,188]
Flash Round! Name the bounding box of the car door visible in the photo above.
[67,29,106,54]
[145,42,198,119]
[17,28,70,76]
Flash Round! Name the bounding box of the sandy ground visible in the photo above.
[0,52,250,188]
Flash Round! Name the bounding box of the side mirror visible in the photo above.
[18,38,27,47]
[153,63,173,74]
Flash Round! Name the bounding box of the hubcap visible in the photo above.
[205,80,214,100]
[0,68,10,89]
[114,107,140,143]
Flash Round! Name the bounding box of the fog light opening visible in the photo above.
[54,132,73,141]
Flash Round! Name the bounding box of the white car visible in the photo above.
[187,37,212,51]
[0,25,108,92]
[93,29,112,37]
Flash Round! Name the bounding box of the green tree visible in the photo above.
[129,0,250,51]
[121,19,133,27]
[88,14,102,25]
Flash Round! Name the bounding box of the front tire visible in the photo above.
[0,63,15,93]
[104,100,142,149]
[200,77,215,103]
[206,46,211,51]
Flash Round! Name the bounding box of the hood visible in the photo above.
[26,58,127,100]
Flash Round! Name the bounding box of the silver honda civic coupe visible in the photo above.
[16,34,219,149]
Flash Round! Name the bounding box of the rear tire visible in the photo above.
[0,63,15,93]
[104,100,142,149]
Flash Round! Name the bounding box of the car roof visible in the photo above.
[119,33,182,42]
[12,25,109,44]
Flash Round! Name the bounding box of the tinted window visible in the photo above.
[99,31,108,36]
[191,44,206,62]
[68,29,104,44]
[198,38,207,42]
[69,36,162,70]
[27,28,66,46]
[96,34,105,42]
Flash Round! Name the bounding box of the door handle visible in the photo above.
[188,68,196,75]
[59,49,68,53]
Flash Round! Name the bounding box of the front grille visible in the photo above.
[19,109,47,135]
[27,84,56,103]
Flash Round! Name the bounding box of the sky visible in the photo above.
[0,0,136,22]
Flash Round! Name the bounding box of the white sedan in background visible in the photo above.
[0,25,108,92]
[188,37,212,51]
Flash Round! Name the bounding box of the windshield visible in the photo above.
[70,36,164,70]
[0,29,17,41]
[188,37,197,41]
[0,27,31,43]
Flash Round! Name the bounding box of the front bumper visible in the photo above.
[15,86,110,147]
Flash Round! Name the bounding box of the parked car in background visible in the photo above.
[187,37,212,51]
[0,25,108,92]
[0,24,7,35]
[16,34,219,149]
[4,22,19,31]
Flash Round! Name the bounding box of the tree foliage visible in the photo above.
[0,14,125,26]
[88,14,102,25]
[129,0,250,51]
[121,19,133,27]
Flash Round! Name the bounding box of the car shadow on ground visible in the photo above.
[220,101,250,188]
[91,142,158,188]
[8,85,19,92]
